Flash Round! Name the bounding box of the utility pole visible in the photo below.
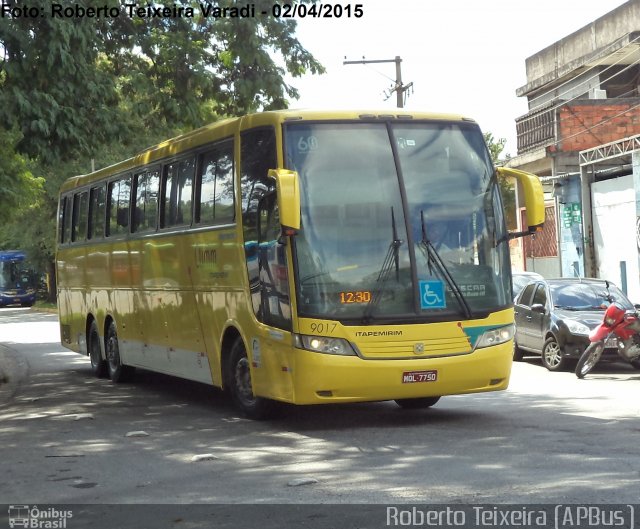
[343,55,413,108]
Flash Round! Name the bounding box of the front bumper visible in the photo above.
[0,292,36,307]
[288,340,513,404]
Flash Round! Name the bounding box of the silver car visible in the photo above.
[512,271,544,302]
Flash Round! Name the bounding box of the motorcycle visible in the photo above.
[575,301,640,378]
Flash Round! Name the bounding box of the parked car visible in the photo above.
[513,277,635,371]
[511,271,544,302]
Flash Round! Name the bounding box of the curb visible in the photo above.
[30,306,59,314]
[0,344,28,405]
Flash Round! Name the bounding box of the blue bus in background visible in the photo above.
[0,251,37,307]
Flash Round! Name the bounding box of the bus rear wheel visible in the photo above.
[105,321,134,383]
[394,397,441,409]
[227,337,276,420]
[88,320,107,378]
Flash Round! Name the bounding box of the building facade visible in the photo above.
[507,0,640,301]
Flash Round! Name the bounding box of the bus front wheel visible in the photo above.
[394,397,441,409]
[88,320,107,378]
[227,337,276,420]
[105,321,134,383]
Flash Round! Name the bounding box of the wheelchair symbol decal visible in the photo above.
[419,280,446,309]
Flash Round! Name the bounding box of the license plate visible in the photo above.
[402,370,438,383]
[605,336,617,348]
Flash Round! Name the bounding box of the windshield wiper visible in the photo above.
[361,207,404,323]
[418,211,472,319]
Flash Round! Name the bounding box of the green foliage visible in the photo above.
[484,132,508,164]
[0,1,120,162]
[99,0,324,125]
[0,127,44,226]
[484,132,517,230]
[0,0,325,289]
[1,0,325,160]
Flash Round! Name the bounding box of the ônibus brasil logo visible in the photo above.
[7,505,73,528]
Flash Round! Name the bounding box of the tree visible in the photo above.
[0,0,325,299]
[1,0,325,161]
[99,0,324,128]
[0,128,43,226]
[0,3,121,162]
[484,132,517,230]
[484,132,508,164]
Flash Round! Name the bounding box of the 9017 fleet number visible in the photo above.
[402,370,438,383]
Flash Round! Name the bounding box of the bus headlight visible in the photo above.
[474,324,515,349]
[294,334,357,356]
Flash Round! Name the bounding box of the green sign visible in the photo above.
[562,203,581,228]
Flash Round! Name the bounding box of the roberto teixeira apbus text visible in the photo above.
[385,505,635,528]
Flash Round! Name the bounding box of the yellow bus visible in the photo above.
[56,109,544,418]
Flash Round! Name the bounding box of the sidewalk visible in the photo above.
[0,343,28,405]
[0,306,57,404]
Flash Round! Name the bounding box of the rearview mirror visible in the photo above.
[496,167,545,238]
[267,169,300,233]
[531,303,546,314]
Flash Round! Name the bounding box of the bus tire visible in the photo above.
[513,340,524,362]
[227,337,276,420]
[105,320,134,383]
[394,396,441,409]
[88,320,108,378]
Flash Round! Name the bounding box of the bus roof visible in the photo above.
[59,109,476,193]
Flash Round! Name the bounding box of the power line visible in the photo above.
[516,89,640,144]
[512,96,640,157]
[516,55,640,129]
[549,99,640,149]
[343,56,413,108]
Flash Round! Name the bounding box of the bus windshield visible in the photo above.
[285,121,511,322]
[0,254,29,290]
[0,251,38,307]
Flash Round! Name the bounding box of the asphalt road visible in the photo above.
[1,307,639,527]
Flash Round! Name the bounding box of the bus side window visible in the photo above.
[240,127,277,245]
[132,168,160,233]
[107,176,131,237]
[161,157,195,228]
[196,140,234,225]
[63,195,73,244]
[58,197,67,244]
[71,191,89,243]
[88,184,106,240]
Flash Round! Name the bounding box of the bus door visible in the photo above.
[244,189,293,400]
[256,192,292,329]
